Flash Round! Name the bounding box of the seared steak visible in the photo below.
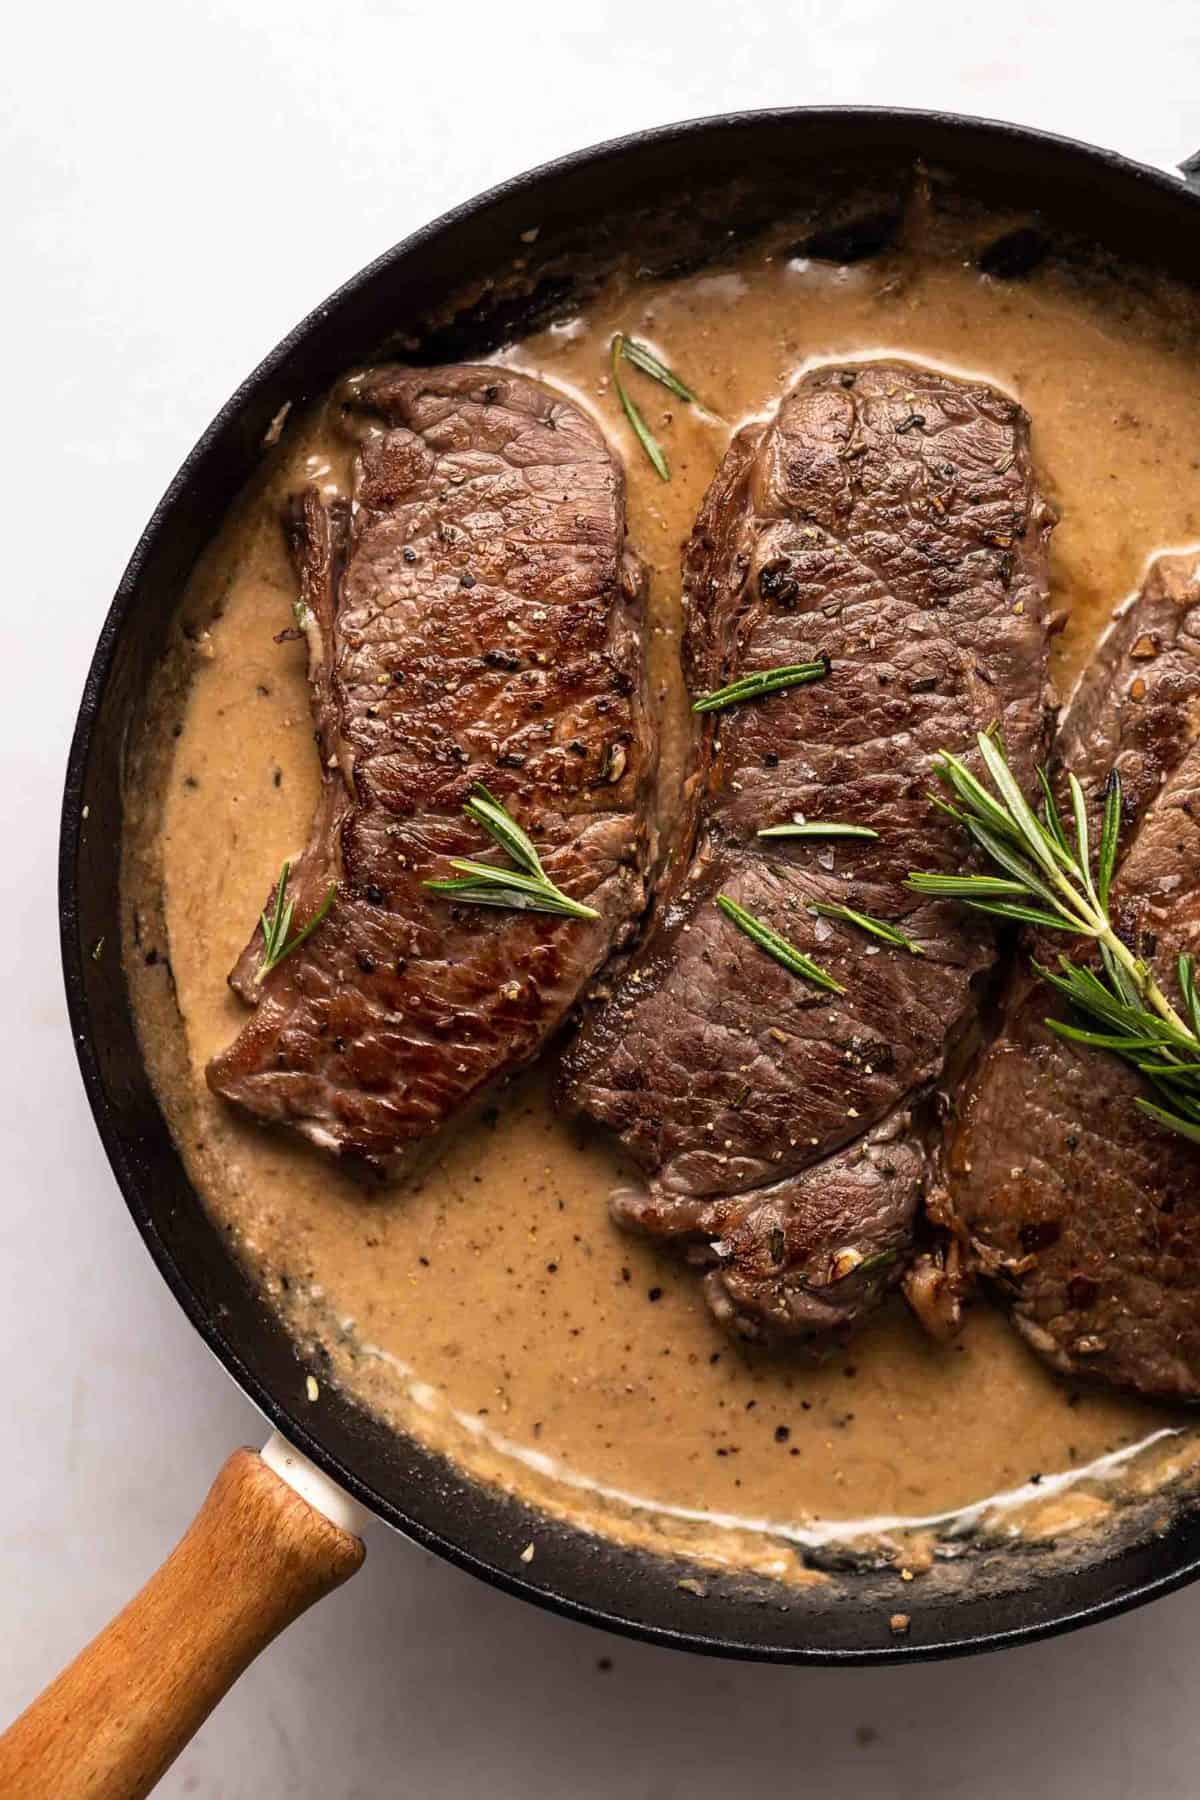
[560,360,1054,1341]
[944,553,1200,1401]
[208,365,652,1168]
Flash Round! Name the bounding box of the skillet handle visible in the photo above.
[0,1443,366,1800]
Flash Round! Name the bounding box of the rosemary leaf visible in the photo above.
[976,732,1063,877]
[963,899,1085,932]
[1182,953,1200,1042]
[424,787,599,921]
[611,334,669,481]
[1047,1020,1179,1054]
[1040,958,1197,1051]
[693,658,830,714]
[1097,773,1122,911]
[256,861,336,983]
[906,874,1074,931]
[928,791,972,828]
[934,750,1024,846]
[618,337,699,404]
[1039,960,1136,1025]
[903,873,1029,899]
[463,785,542,879]
[1131,1058,1200,1089]
[1099,938,1142,1009]
[757,821,879,841]
[424,869,595,918]
[963,816,1067,912]
[1136,1097,1200,1145]
[912,731,1200,1145]
[1037,766,1071,857]
[1068,771,1092,895]
[717,894,844,994]
[807,900,925,956]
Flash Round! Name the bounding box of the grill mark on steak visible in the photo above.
[559,360,1054,1341]
[944,552,1200,1401]
[206,365,653,1168]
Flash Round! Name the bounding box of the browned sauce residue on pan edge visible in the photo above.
[122,233,1200,1580]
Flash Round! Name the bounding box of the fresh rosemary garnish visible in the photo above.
[610,333,703,481]
[907,732,1200,1144]
[807,900,925,956]
[716,894,844,994]
[758,821,879,841]
[424,786,599,920]
[257,861,336,983]
[693,658,830,715]
[618,337,699,402]
[1037,954,1200,1144]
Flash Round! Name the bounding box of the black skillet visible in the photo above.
[12,102,1200,1796]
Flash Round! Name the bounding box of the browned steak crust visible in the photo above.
[207,365,653,1168]
[945,553,1200,1401]
[559,360,1054,1341]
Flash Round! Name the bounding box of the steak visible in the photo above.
[207,365,653,1168]
[943,553,1200,1401]
[559,361,1054,1341]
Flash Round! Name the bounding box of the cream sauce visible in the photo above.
[123,232,1200,1577]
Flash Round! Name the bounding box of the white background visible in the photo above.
[6,3,1200,1794]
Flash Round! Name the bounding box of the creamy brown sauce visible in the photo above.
[123,231,1200,1578]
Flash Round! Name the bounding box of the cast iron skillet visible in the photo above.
[57,108,1200,1665]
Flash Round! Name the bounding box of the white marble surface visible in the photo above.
[6,2,1200,1793]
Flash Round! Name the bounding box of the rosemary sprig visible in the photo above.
[758,821,879,841]
[907,732,1200,1143]
[611,336,668,480]
[717,894,844,994]
[424,786,598,920]
[1036,954,1200,1144]
[693,658,830,714]
[257,862,336,983]
[610,333,703,481]
[807,900,925,956]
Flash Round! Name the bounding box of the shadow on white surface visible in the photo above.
[166,1510,1199,1799]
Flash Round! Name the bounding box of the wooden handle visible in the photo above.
[0,1448,365,1800]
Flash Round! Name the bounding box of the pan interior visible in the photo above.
[65,113,1200,1660]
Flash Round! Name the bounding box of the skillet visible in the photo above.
[11,100,1200,1796]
